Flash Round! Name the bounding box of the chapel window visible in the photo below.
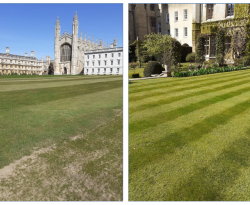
[60,44,72,62]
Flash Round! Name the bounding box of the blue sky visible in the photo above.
[0,3,123,60]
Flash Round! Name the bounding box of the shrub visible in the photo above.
[132,73,140,78]
[234,56,250,66]
[173,65,248,77]
[143,61,164,77]
[186,53,196,62]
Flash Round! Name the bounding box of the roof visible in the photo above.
[0,53,38,61]
[84,47,123,54]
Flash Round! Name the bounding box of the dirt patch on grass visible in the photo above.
[0,112,122,201]
[0,145,55,181]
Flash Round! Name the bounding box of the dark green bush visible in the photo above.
[186,53,196,62]
[132,73,140,78]
[143,61,164,77]
[234,56,250,66]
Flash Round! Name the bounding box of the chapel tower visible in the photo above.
[54,17,60,75]
[71,11,79,75]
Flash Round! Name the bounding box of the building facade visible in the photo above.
[54,11,122,75]
[0,47,51,75]
[130,4,250,63]
[84,47,123,75]
[192,4,250,62]
[129,4,159,44]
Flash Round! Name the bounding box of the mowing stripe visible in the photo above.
[129,71,250,102]
[129,106,250,201]
[168,137,250,201]
[130,97,250,172]
[0,80,122,110]
[129,76,250,113]
[0,77,122,92]
[130,82,250,133]
[0,76,119,85]
[130,108,250,200]
[129,69,249,93]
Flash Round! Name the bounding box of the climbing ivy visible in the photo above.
[234,4,250,19]
[195,35,205,65]
[244,16,250,61]
[215,30,225,65]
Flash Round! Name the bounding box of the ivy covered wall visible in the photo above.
[234,4,250,19]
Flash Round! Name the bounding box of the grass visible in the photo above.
[129,69,250,201]
[129,67,144,78]
[0,75,123,201]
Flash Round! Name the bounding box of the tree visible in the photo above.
[171,38,182,69]
[129,39,144,67]
[143,33,172,66]
[129,62,137,74]
[48,63,54,75]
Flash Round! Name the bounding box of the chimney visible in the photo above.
[6,47,9,54]
[31,51,34,57]
[25,53,27,57]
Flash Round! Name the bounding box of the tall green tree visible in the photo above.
[143,33,172,66]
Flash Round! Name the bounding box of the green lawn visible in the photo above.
[129,67,144,78]
[0,75,123,201]
[129,69,250,201]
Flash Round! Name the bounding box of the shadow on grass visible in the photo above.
[129,81,138,84]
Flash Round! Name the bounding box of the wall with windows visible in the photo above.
[129,4,159,43]
[168,4,193,47]
[156,4,170,36]
[202,4,233,22]
[0,47,50,75]
[200,4,236,61]
[84,48,123,75]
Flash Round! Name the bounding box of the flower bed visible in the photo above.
[173,65,248,77]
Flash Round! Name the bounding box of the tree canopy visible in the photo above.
[143,33,172,65]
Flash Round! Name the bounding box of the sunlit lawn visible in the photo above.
[0,75,123,201]
[129,69,250,201]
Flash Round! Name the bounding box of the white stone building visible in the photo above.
[0,47,51,75]
[157,4,193,47]
[84,47,123,75]
[54,11,122,75]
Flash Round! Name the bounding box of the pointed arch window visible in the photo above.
[60,44,72,62]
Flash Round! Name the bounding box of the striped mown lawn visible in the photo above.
[129,69,250,201]
[0,75,123,201]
